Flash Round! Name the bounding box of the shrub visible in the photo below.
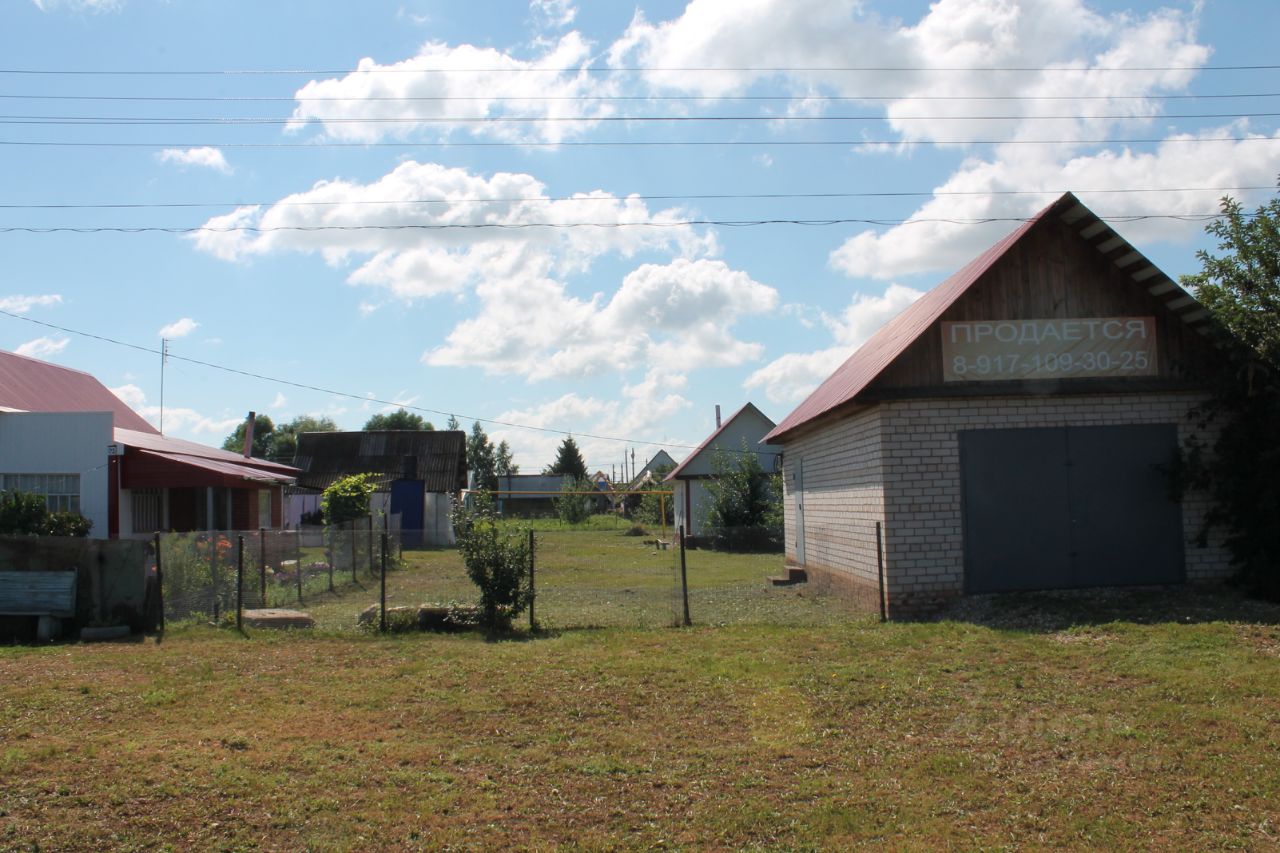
[704,443,783,553]
[450,493,532,630]
[553,477,593,525]
[321,473,377,526]
[623,522,648,537]
[0,490,93,537]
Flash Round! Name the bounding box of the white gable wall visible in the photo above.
[0,411,113,536]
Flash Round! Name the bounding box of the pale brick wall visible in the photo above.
[878,392,1231,614]
[781,406,885,609]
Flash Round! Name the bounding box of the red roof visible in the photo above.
[665,402,776,481]
[763,195,1066,443]
[115,427,298,479]
[0,349,158,434]
[123,449,294,489]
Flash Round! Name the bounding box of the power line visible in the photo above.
[2,135,1277,150]
[2,63,1276,75]
[3,92,1279,104]
[0,212,1259,235]
[3,186,1269,211]
[5,111,1278,125]
[0,307,720,453]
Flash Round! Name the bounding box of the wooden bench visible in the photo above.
[0,570,77,641]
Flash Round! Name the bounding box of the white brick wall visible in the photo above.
[780,391,1232,616]
[878,392,1231,599]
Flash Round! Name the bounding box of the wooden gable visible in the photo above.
[865,213,1219,398]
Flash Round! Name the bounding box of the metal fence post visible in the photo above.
[876,521,887,623]
[350,522,358,584]
[236,535,245,632]
[258,527,267,607]
[528,529,536,633]
[295,528,303,604]
[326,532,335,593]
[154,532,165,633]
[380,532,388,633]
[679,524,691,627]
[367,515,375,578]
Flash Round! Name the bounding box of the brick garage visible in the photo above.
[763,193,1232,619]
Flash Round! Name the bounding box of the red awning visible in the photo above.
[121,448,295,490]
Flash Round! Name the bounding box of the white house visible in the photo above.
[665,403,781,539]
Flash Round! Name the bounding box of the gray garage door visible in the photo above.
[959,424,1184,593]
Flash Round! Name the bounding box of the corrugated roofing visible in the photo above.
[293,430,468,493]
[115,427,299,478]
[665,402,778,481]
[129,448,295,485]
[0,349,158,434]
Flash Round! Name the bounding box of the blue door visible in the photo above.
[390,479,425,548]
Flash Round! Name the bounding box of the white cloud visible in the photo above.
[156,147,232,174]
[158,317,199,338]
[271,393,287,410]
[108,384,241,436]
[14,336,69,359]
[287,33,615,144]
[192,161,713,297]
[32,0,121,11]
[490,369,691,472]
[745,283,923,404]
[427,258,778,380]
[531,0,576,29]
[0,294,61,314]
[830,126,1280,280]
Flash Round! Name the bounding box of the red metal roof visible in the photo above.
[665,402,776,481]
[763,196,1065,443]
[115,427,299,478]
[0,349,158,434]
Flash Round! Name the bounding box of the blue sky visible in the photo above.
[2,0,1278,476]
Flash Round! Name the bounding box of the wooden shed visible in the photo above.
[763,192,1232,618]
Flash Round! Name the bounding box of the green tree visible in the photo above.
[703,440,782,552]
[363,408,433,431]
[495,440,518,477]
[321,473,377,526]
[553,477,593,524]
[544,436,588,481]
[446,414,461,431]
[221,414,276,460]
[468,421,498,492]
[635,464,675,525]
[1176,190,1280,599]
[271,414,338,464]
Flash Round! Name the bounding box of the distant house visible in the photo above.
[763,192,1233,618]
[0,349,297,538]
[665,404,781,539]
[627,450,677,490]
[292,430,467,547]
[493,474,571,517]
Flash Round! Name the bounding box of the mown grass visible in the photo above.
[1,593,1278,850]
[274,526,834,632]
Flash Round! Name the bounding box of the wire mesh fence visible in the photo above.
[158,515,877,634]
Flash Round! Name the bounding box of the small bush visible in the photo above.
[0,491,92,537]
[623,522,648,537]
[451,493,532,630]
[553,477,593,525]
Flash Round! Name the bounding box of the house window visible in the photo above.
[0,473,80,513]
[132,488,162,533]
[258,489,272,529]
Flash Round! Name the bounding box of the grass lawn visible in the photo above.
[253,525,845,632]
[2,586,1279,850]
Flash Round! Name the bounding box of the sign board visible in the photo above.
[941,317,1157,382]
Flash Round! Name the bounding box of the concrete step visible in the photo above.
[769,566,808,586]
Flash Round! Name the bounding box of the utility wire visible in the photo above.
[5,111,1278,125]
[0,307,725,453]
[0,213,1260,235]
[2,63,1276,75]
[3,135,1277,149]
[2,186,1269,211]
[3,92,1279,103]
